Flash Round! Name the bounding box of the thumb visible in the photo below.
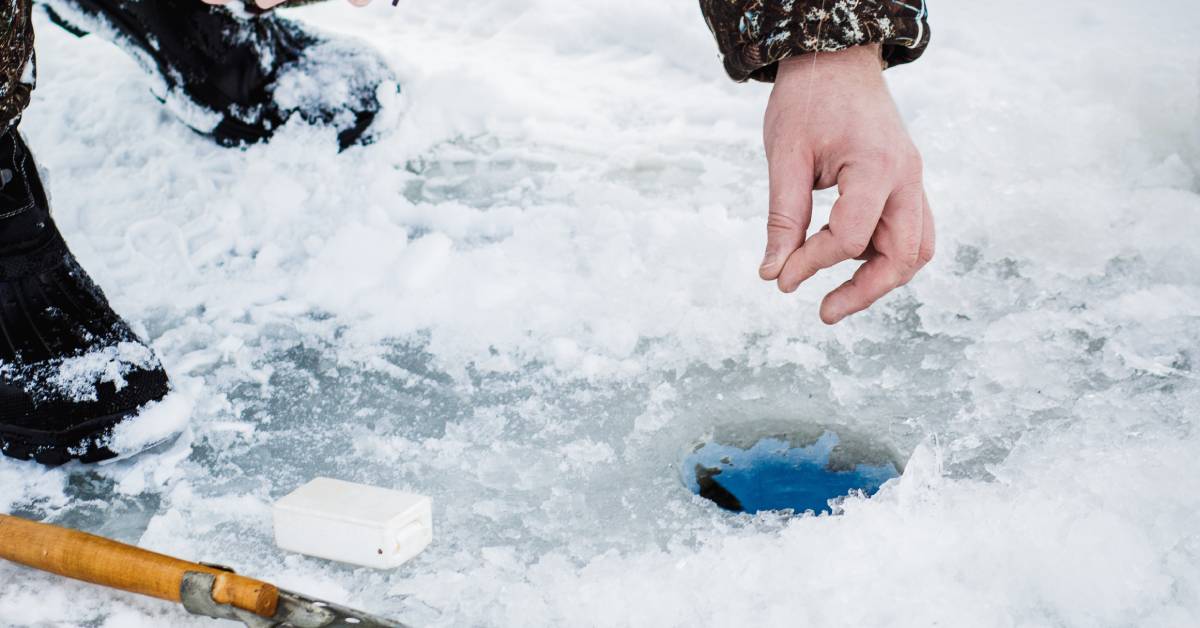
[760,154,814,280]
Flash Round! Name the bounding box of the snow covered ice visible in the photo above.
[2,0,1199,626]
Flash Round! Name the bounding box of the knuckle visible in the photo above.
[897,170,924,190]
[872,150,899,175]
[856,146,923,181]
[765,211,803,234]
[901,147,924,175]
[835,231,872,259]
[829,212,874,259]
[918,240,936,265]
[877,146,924,185]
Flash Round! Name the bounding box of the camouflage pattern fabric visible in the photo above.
[0,0,34,133]
[698,0,931,82]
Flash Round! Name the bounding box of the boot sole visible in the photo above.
[0,406,170,466]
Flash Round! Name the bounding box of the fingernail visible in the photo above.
[759,257,781,281]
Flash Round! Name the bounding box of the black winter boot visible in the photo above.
[0,126,171,465]
[42,0,394,150]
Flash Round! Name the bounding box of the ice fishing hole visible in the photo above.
[682,422,903,515]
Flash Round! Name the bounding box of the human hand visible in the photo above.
[760,44,934,325]
[202,0,372,8]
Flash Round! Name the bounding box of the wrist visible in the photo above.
[775,44,884,86]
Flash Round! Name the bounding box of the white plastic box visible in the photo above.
[272,477,432,569]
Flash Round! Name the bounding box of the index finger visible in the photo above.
[760,151,815,280]
[775,164,888,293]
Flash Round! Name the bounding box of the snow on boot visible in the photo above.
[42,0,395,150]
[0,126,172,465]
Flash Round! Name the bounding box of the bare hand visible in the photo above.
[760,44,934,324]
[203,0,372,8]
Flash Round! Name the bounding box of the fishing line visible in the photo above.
[801,0,828,125]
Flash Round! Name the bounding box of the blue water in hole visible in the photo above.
[683,431,901,515]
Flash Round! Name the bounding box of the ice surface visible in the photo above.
[1,1,1199,627]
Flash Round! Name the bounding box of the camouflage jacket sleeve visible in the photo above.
[698,0,931,82]
[0,0,35,132]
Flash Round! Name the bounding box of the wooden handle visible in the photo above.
[0,514,278,617]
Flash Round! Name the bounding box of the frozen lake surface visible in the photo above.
[2,1,1199,626]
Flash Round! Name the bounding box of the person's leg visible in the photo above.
[42,0,395,150]
[0,1,172,465]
